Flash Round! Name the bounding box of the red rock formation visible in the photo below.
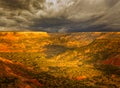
[103,55,120,66]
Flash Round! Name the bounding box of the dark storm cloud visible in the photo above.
[0,0,45,30]
[0,0,45,10]
[0,0,120,32]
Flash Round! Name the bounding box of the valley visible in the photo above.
[0,32,120,88]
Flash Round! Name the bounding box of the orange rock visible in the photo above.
[111,74,116,78]
[29,79,43,87]
[75,76,87,80]
[103,56,120,66]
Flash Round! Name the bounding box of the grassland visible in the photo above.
[0,32,120,88]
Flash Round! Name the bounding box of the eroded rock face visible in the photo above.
[0,57,43,88]
[103,55,120,66]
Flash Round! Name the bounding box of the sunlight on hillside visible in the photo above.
[0,32,120,88]
[0,32,50,52]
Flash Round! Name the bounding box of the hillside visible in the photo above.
[0,57,43,88]
[0,32,120,88]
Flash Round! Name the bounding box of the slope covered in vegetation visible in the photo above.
[0,32,120,88]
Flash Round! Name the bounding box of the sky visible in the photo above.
[0,0,120,32]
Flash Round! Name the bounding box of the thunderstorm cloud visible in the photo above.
[0,0,120,32]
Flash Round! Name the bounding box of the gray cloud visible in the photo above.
[0,0,120,32]
[106,0,119,6]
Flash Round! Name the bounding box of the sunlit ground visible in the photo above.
[0,32,120,88]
